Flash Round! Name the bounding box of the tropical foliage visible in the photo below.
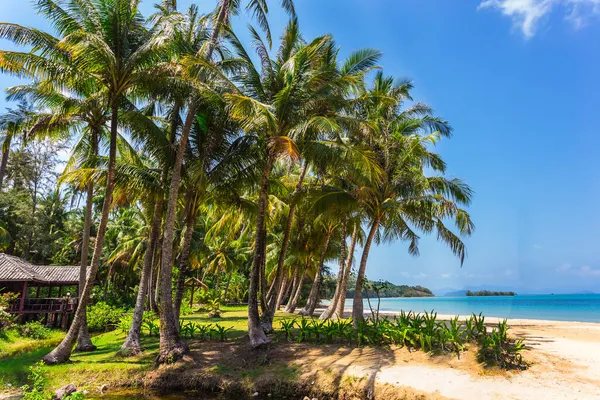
[0,0,475,367]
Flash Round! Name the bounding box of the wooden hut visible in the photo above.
[0,253,80,329]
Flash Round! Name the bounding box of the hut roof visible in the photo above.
[0,253,80,285]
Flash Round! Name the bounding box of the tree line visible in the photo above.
[0,0,474,365]
[466,290,515,297]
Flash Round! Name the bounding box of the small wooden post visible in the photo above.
[19,281,28,312]
[57,286,62,297]
[35,286,40,298]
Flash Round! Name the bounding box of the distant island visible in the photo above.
[466,290,515,296]
[345,276,434,298]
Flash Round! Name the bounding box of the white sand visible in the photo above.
[330,309,600,399]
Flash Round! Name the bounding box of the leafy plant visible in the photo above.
[478,319,527,369]
[86,302,126,332]
[296,317,311,343]
[0,291,18,330]
[210,323,233,341]
[279,319,295,341]
[207,299,221,318]
[17,321,51,340]
[196,323,212,340]
[118,314,133,333]
[142,320,159,336]
[21,362,84,400]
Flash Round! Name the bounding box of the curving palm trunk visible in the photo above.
[335,223,357,318]
[281,263,299,309]
[352,218,379,326]
[222,271,233,302]
[0,139,10,191]
[74,180,96,352]
[299,231,332,316]
[319,218,347,320]
[155,107,197,365]
[274,266,293,311]
[119,195,164,355]
[75,128,99,352]
[248,154,274,347]
[173,192,197,321]
[265,161,308,307]
[284,265,306,313]
[43,101,120,365]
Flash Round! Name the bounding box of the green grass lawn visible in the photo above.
[0,306,296,391]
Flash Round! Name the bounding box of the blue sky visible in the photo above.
[1,1,599,293]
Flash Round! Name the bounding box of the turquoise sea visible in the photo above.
[343,294,600,323]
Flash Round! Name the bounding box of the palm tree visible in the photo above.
[0,0,171,364]
[0,101,32,190]
[349,73,475,325]
[8,79,114,351]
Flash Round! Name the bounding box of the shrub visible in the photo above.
[0,291,19,330]
[17,321,51,340]
[179,303,194,316]
[21,362,85,400]
[86,302,126,332]
[118,314,133,333]
[478,319,527,370]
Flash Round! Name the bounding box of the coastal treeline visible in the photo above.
[0,0,473,365]
[466,290,515,296]
[345,275,434,298]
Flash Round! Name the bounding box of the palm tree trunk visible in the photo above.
[75,127,99,352]
[284,266,306,313]
[248,154,274,347]
[274,268,292,311]
[352,218,379,327]
[222,271,233,303]
[153,253,160,313]
[319,217,347,320]
[119,195,163,355]
[75,180,96,352]
[280,263,298,310]
[299,231,332,316]
[43,101,120,365]
[335,223,357,318]
[266,161,308,307]
[209,0,232,52]
[0,137,11,191]
[155,107,197,365]
[173,192,197,321]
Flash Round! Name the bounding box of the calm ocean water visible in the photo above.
[342,294,600,322]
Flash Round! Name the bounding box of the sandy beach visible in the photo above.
[300,308,600,400]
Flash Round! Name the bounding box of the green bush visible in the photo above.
[179,303,194,316]
[86,302,126,332]
[17,321,51,340]
[0,292,19,330]
[22,362,85,400]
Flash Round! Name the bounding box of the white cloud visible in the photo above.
[556,263,600,277]
[412,272,428,279]
[533,244,544,250]
[440,273,453,279]
[478,0,600,38]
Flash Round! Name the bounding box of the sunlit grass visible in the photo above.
[0,306,296,391]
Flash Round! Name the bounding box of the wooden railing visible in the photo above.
[8,298,78,314]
